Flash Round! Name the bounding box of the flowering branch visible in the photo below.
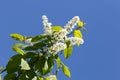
[0,15,86,80]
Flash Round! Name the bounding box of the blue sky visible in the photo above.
[0,0,120,80]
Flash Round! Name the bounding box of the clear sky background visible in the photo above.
[0,0,120,80]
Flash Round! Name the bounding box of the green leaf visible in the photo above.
[31,34,48,42]
[24,52,36,58]
[17,71,28,80]
[4,73,16,80]
[35,56,45,75]
[24,41,47,51]
[10,33,24,41]
[27,70,36,79]
[65,40,71,47]
[38,77,44,80]
[21,58,30,70]
[46,56,54,73]
[55,56,61,75]
[43,60,48,71]
[6,54,22,73]
[35,56,54,75]
[43,57,54,75]
[0,74,2,80]
[45,76,57,80]
[64,46,73,59]
[13,43,26,49]
[12,43,25,55]
[61,63,71,78]
[74,30,83,38]
[24,46,38,50]
[78,20,84,28]
[13,46,24,55]
[19,69,36,80]
[45,77,50,80]
[33,41,46,49]
[77,20,87,32]
[55,56,61,68]
[51,26,63,31]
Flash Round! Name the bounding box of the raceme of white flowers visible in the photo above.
[42,15,53,35]
[47,42,67,55]
[40,15,84,55]
[53,29,68,41]
[64,16,80,33]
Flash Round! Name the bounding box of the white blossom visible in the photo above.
[67,37,84,46]
[53,29,68,41]
[47,42,67,54]
[42,15,85,55]
[47,75,57,80]
[25,38,33,45]
[42,15,52,35]
[64,16,80,33]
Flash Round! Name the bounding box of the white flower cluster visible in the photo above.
[53,29,68,41]
[47,75,57,80]
[42,15,52,35]
[42,15,84,55]
[67,37,84,46]
[64,16,80,33]
[47,42,67,54]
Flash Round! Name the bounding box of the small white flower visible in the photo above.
[44,28,52,35]
[42,15,48,20]
[43,22,52,28]
[67,37,84,46]
[59,29,68,37]
[47,75,57,80]
[26,38,32,42]
[64,16,80,33]
[53,29,68,41]
[42,15,53,35]
[25,38,33,45]
[47,42,66,54]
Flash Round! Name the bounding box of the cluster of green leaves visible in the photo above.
[3,32,72,80]
[3,34,53,80]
